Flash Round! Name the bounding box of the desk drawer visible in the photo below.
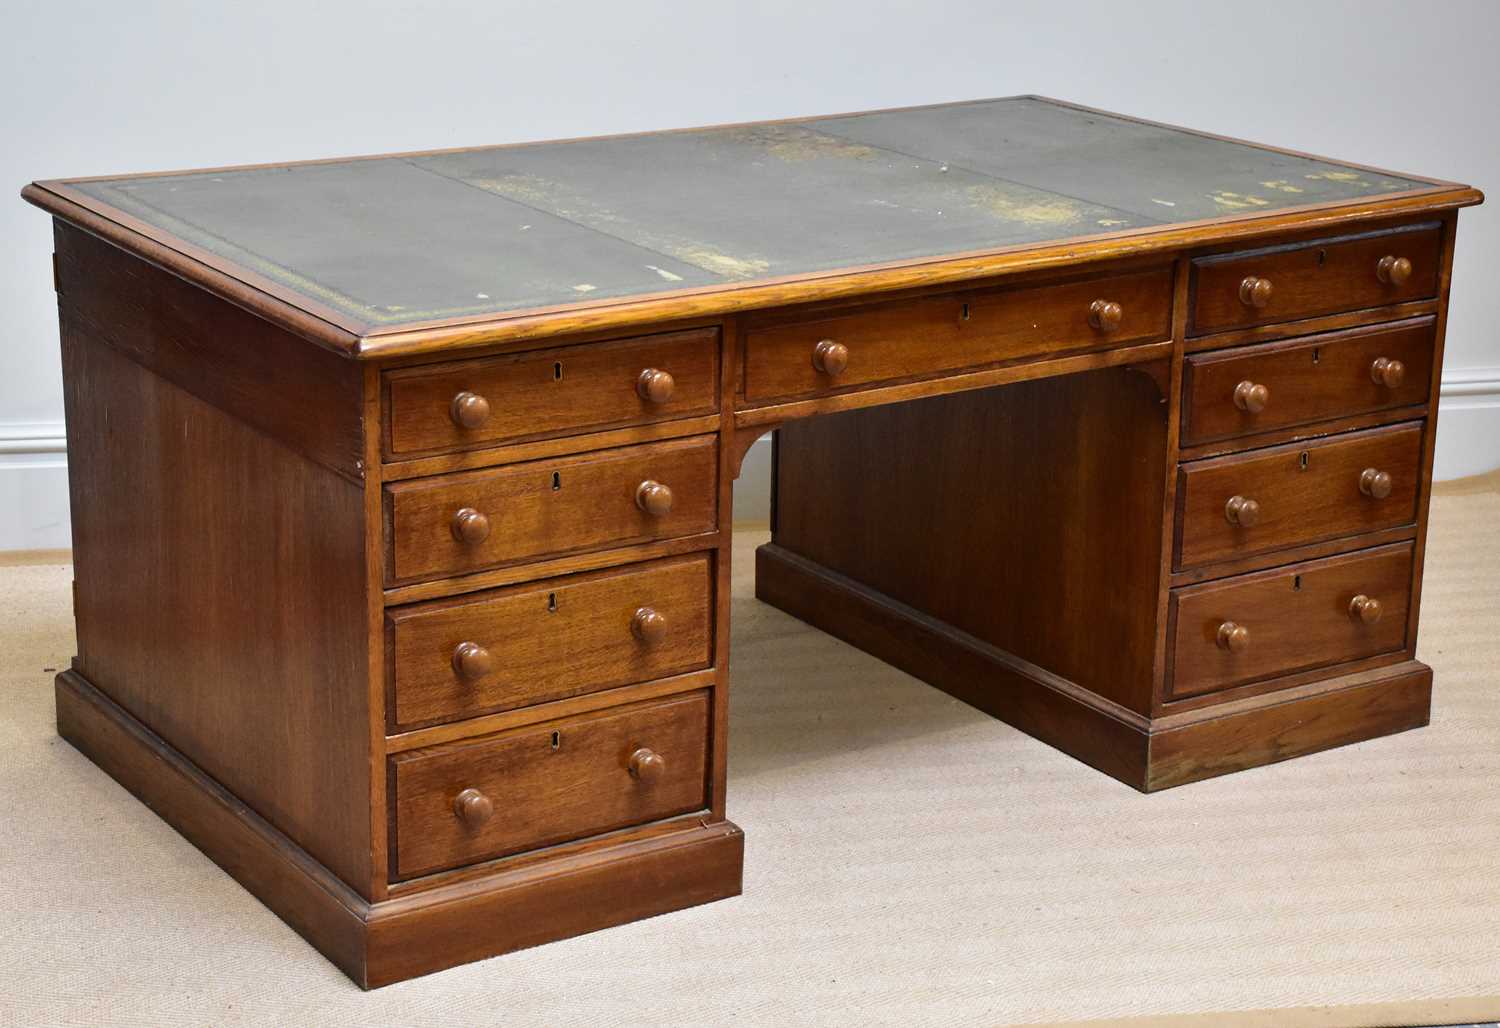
[391,690,710,879]
[1175,422,1422,570]
[742,266,1172,403]
[387,554,713,730]
[1169,543,1413,700]
[1190,223,1441,335]
[386,436,718,584]
[1182,317,1435,446]
[385,328,720,458]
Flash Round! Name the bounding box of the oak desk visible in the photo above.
[23,97,1482,987]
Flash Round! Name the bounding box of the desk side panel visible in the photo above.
[60,323,374,896]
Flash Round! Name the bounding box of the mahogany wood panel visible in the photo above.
[771,366,1168,714]
[1168,543,1413,700]
[742,266,1172,402]
[1189,223,1441,335]
[1174,422,1423,570]
[385,435,718,583]
[384,328,719,457]
[390,691,710,879]
[59,327,374,895]
[1147,661,1431,790]
[53,221,364,480]
[1182,317,1435,445]
[387,554,713,730]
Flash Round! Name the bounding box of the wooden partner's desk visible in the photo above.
[23,97,1482,986]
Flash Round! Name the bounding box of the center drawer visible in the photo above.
[390,690,710,880]
[741,265,1172,404]
[385,435,718,584]
[386,554,714,730]
[1174,422,1422,570]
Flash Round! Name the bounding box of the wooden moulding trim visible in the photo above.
[53,669,372,977]
[734,340,1176,428]
[21,184,363,355]
[384,668,717,753]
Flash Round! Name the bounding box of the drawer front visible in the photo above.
[1175,423,1422,570]
[385,328,720,458]
[388,554,713,730]
[386,435,718,584]
[391,691,710,879]
[1169,543,1413,700]
[1182,317,1435,445]
[1190,223,1441,335]
[742,266,1172,403]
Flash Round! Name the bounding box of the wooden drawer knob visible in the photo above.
[1370,357,1406,388]
[1216,621,1250,653]
[1377,255,1413,286]
[1239,276,1274,309]
[1349,594,1383,624]
[812,339,850,377]
[629,747,665,783]
[453,787,494,829]
[1088,299,1123,332]
[451,507,491,544]
[450,391,491,430]
[451,641,493,680]
[636,368,676,404]
[1224,495,1261,527]
[1233,380,1270,414]
[635,480,674,516]
[1359,468,1393,499]
[631,606,667,644]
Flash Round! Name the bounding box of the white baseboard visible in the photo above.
[0,422,70,550]
[3,373,1498,550]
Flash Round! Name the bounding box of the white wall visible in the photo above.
[3,0,1496,546]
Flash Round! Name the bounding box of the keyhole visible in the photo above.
[960,302,971,322]
[1317,248,1328,267]
[547,592,558,613]
[550,730,561,751]
[553,361,563,381]
[552,471,562,491]
[1299,450,1310,470]
[1311,347,1321,365]
[1293,574,1302,592]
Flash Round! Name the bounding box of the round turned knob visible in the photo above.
[1349,594,1384,625]
[635,480,674,517]
[1239,276,1274,309]
[631,606,667,644]
[1377,255,1413,286]
[1216,621,1251,653]
[451,507,491,545]
[812,339,850,377]
[450,391,491,430]
[453,787,493,829]
[1088,299,1124,332]
[1233,380,1270,414]
[1359,467,1393,499]
[1370,357,1406,388]
[636,368,676,404]
[1225,495,1261,527]
[629,747,665,784]
[451,641,493,680]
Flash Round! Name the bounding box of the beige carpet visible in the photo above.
[2,482,1498,1027]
